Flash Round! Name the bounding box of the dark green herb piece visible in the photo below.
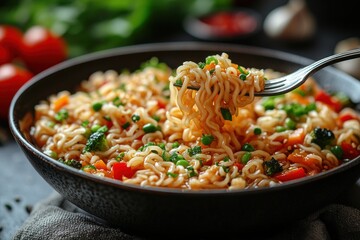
[121,122,130,129]
[220,108,232,121]
[241,143,255,152]
[239,74,247,80]
[59,159,82,169]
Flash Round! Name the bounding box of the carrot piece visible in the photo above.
[204,62,216,71]
[53,94,69,112]
[94,159,107,170]
[286,128,305,148]
[287,149,321,172]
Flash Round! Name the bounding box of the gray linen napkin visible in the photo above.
[13,191,360,240]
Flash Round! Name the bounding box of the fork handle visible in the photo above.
[305,48,360,74]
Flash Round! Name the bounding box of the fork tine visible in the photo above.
[263,78,287,89]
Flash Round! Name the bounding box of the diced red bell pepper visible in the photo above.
[233,162,244,171]
[315,90,342,112]
[341,142,360,160]
[339,113,357,123]
[274,167,306,182]
[112,162,135,180]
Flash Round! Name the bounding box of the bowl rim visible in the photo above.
[9,41,360,195]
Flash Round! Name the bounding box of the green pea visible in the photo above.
[253,127,262,135]
[176,160,190,167]
[241,152,251,164]
[275,126,286,132]
[92,102,103,112]
[285,118,296,130]
[331,145,343,159]
[143,123,158,133]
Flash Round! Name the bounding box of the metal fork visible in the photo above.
[174,48,360,96]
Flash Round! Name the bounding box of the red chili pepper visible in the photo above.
[112,162,135,180]
[341,142,360,160]
[274,167,306,182]
[315,90,342,112]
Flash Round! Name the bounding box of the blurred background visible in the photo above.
[0,0,359,239]
[1,0,359,58]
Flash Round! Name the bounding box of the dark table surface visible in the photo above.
[1,1,360,239]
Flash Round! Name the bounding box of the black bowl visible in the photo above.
[9,42,360,238]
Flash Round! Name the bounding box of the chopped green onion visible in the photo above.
[198,62,206,69]
[205,56,218,65]
[239,74,247,80]
[81,120,89,127]
[143,123,158,133]
[238,66,248,75]
[131,114,140,122]
[187,166,197,177]
[175,79,183,86]
[201,134,214,145]
[115,152,125,161]
[54,109,69,121]
[112,97,124,107]
[188,146,202,156]
[167,172,178,178]
[220,108,232,121]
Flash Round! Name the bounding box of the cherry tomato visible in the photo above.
[0,25,23,59]
[0,44,13,65]
[21,26,67,74]
[0,63,33,120]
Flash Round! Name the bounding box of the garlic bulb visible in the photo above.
[334,37,360,79]
[263,0,316,41]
